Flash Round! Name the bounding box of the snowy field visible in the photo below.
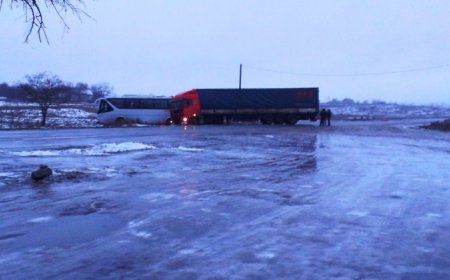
[0,121,449,279]
[0,102,98,129]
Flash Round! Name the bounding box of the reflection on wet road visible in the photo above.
[0,122,449,279]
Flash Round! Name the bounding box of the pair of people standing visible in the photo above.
[319,108,332,126]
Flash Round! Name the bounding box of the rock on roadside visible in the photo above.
[31,165,53,181]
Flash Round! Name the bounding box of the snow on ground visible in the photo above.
[323,103,450,120]
[0,101,36,107]
[11,142,156,157]
[0,101,98,129]
[45,107,98,128]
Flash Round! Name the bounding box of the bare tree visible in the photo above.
[20,72,67,126]
[91,83,113,101]
[0,0,88,42]
[74,82,89,102]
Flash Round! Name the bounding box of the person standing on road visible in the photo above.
[326,109,332,126]
[319,109,327,126]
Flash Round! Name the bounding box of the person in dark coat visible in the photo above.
[326,109,332,126]
[319,109,327,126]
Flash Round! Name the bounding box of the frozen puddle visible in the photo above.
[256,251,277,260]
[15,214,122,247]
[426,213,443,218]
[130,230,152,239]
[176,146,205,152]
[346,210,369,217]
[128,219,153,239]
[28,216,53,223]
[140,192,177,202]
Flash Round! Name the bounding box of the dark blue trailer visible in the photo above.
[170,88,319,125]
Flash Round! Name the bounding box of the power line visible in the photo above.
[243,63,450,77]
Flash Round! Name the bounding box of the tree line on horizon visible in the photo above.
[0,72,112,127]
[0,72,112,103]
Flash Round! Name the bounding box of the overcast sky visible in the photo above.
[1,0,450,105]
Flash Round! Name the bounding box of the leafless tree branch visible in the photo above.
[0,0,88,43]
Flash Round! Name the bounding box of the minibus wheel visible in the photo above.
[115,117,126,126]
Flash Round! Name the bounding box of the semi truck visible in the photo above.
[169,88,319,125]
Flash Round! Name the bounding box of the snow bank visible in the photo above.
[177,146,205,152]
[13,142,156,157]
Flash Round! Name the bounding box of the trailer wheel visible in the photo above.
[273,117,285,125]
[212,116,222,125]
[286,115,298,125]
[203,116,214,125]
[261,116,273,125]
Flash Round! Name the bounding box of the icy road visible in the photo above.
[0,120,449,279]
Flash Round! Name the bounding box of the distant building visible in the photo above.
[78,89,94,102]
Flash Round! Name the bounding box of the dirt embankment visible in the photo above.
[421,119,450,132]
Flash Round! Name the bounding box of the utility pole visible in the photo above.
[239,64,242,89]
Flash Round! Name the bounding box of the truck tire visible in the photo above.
[274,117,285,125]
[286,115,298,125]
[203,116,214,125]
[261,115,273,125]
[190,116,200,125]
